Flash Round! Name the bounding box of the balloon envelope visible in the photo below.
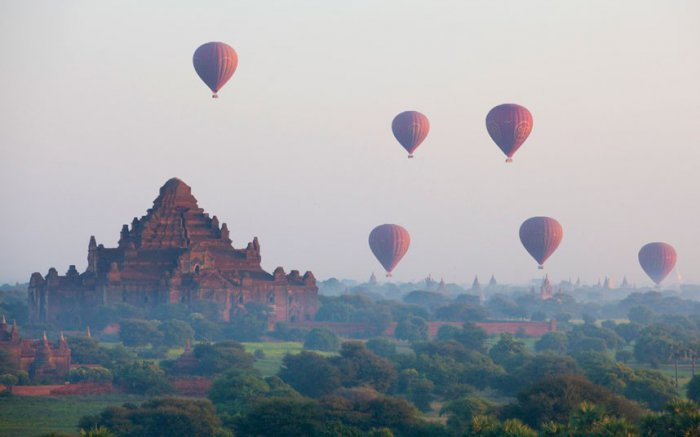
[392,111,430,158]
[519,217,563,268]
[369,224,411,276]
[193,42,238,97]
[486,104,533,162]
[638,242,677,285]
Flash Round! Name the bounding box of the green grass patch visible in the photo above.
[0,393,148,437]
[242,342,337,377]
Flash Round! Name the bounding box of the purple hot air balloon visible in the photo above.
[519,217,563,269]
[193,42,238,98]
[369,224,411,277]
[486,104,533,162]
[638,242,677,286]
[392,111,430,158]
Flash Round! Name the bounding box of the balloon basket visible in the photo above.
[538,265,544,270]
[212,94,219,99]
[505,158,513,163]
[386,273,392,278]
[408,155,414,159]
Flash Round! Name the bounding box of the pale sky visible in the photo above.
[1,1,698,286]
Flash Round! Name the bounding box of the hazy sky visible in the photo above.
[1,1,698,286]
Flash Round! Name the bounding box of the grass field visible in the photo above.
[0,393,148,437]
[242,341,338,377]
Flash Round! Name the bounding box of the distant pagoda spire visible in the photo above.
[369,272,377,285]
[488,274,497,287]
[540,275,553,300]
[471,276,481,292]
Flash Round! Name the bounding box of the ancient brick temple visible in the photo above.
[28,178,318,327]
[0,317,71,381]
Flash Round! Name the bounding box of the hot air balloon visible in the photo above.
[193,42,238,98]
[392,111,430,158]
[519,217,563,269]
[486,104,533,162]
[638,242,677,286]
[369,224,410,277]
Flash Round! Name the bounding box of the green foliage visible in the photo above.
[640,399,700,436]
[0,349,15,375]
[194,340,256,376]
[89,304,144,330]
[394,316,428,342]
[456,322,488,352]
[0,373,18,386]
[272,322,308,341]
[624,368,677,411]
[303,328,339,352]
[235,397,323,437]
[502,375,644,428]
[366,338,397,358]
[687,375,700,404]
[113,361,173,395]
[489,334,531,371]
[0,394,148,436]
[68,337,110,366]
[535,332,568,355]
[440,396,493,434]
[628,305,655,324]
[209,370,272,416]
[434,303,488,322]
[333,342,398,392]
[79,397,229,437]
[69,366,113,383]
[118,319,161,347]
[279,351,341,397]
[157,319,194,347]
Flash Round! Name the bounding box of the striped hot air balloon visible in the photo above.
[486,104,533,162]
[638,242,677,286]
[392,111,430,158]
[369,224,411,277]
[519,217,563,269]
[193,42,238,98]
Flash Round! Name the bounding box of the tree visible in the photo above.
[194,341,255,376]
[502,375,644,428]
[625,368,677,411]
[79,397,228,437]
[69,366,113,383]
[113,361,173,395]
[366,338,397,358]
[236,398,323,437]
[440,397,493,435]
[535,332,568,355]
[0,349,15,375]
[394,316,428,342]
[303,328,339,352]
[687,375,700,404]
[640,399,700,436]
[333,342,397,393]
[224,310,267,342]
[68,337,110,366]
[208,371,272,416]
[634,325,679,367]
[118,319,161,347]
[489,334,530,371]
[279,351,341,398]
[628,305,655,324]
[158,320,194,348]
[456,322,488,352]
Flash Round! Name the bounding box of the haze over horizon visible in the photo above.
[1,1,698,286]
